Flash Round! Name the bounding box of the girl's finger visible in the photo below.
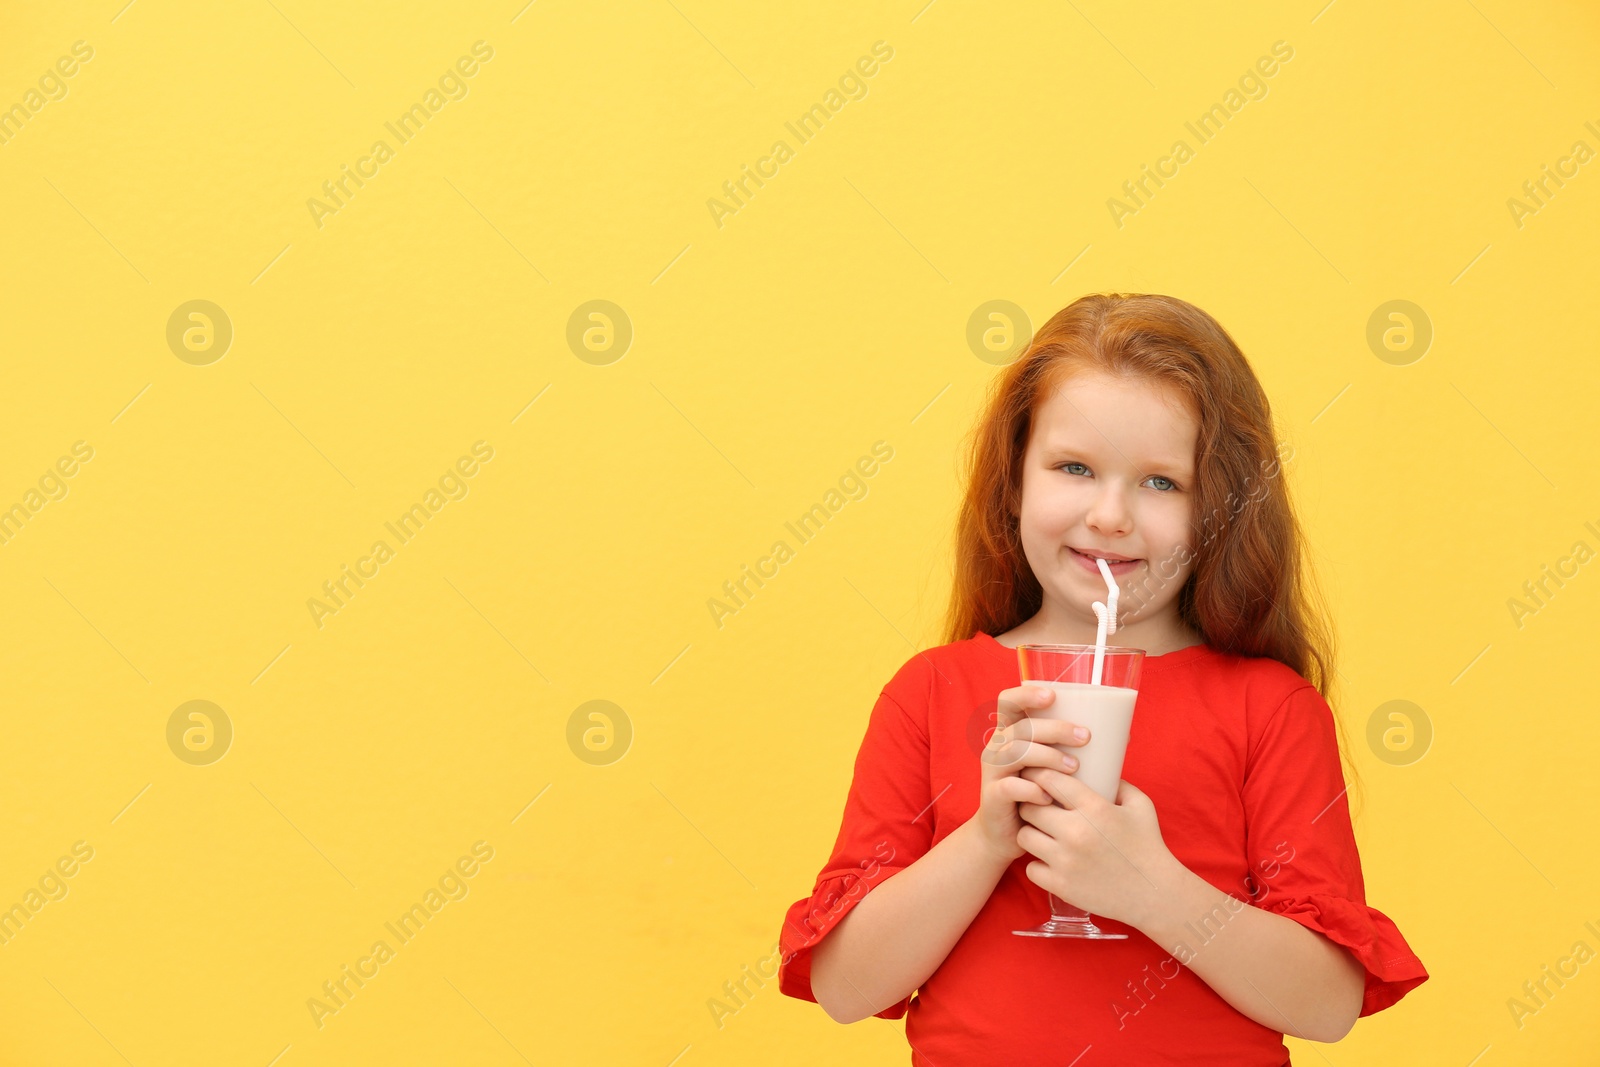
[994,686,1054,728]
[998,774,1051,805]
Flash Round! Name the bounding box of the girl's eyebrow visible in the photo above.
[1042,443,1192,477]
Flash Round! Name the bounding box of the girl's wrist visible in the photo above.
[1126,852,1204,938]
[960,818,1021,874]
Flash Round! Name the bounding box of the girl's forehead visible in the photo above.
[1032,371,1199,458]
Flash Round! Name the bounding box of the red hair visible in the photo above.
[943,292,1362,812]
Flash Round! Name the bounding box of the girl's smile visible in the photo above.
[1067,546,1142,577]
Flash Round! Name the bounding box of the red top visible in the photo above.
[778,632,1428,1065]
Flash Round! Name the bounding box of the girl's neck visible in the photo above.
[996,610,1203,657]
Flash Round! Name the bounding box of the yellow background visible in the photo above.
[1,0,1596,1063]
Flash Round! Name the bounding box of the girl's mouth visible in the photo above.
[1069,547,1142,576]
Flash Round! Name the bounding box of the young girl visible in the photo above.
[777,293,1428,1065]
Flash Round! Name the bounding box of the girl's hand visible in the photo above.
[1015,770,1180,928]
[972,685,1093,864]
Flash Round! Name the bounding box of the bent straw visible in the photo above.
[1090,557,1119,686]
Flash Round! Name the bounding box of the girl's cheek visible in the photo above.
[1023,502,1067,532]
[1042,492,1081,520]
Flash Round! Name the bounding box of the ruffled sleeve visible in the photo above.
[779,858,916,1019]
[1242,684,1429,1017]
[1258,890,1428,1016]
[778,681,934,1020]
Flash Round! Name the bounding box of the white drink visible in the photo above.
[1029,681,1138,801]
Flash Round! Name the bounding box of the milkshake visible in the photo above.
[1011,559,1146,939]
[1029,680,1136,801]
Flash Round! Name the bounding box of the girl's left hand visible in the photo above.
[1016,767,1180,929]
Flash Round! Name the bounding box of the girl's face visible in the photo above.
[1017,368,1200,641]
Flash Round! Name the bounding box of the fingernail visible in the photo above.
[1073,727,1088,742]
[1062,756,1077,770]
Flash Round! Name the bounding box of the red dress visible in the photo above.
[778,632,1428,1065]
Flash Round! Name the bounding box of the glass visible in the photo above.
[1010,643,1145,939]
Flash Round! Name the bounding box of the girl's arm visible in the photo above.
[1131,861,1367,1042]
[809,818,1013,1024]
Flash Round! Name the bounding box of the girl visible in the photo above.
[776,293,1428,1065]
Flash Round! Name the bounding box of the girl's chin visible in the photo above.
[1047,590,1136,621]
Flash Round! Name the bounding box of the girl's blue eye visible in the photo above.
[1057,463,1178,492]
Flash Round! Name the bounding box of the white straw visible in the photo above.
[1090,557,1119,686]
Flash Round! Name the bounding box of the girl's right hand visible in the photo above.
[973,685,1091,863]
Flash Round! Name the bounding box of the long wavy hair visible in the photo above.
[942,292,1363,815]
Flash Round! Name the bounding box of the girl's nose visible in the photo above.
[1085,486,1132,535]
